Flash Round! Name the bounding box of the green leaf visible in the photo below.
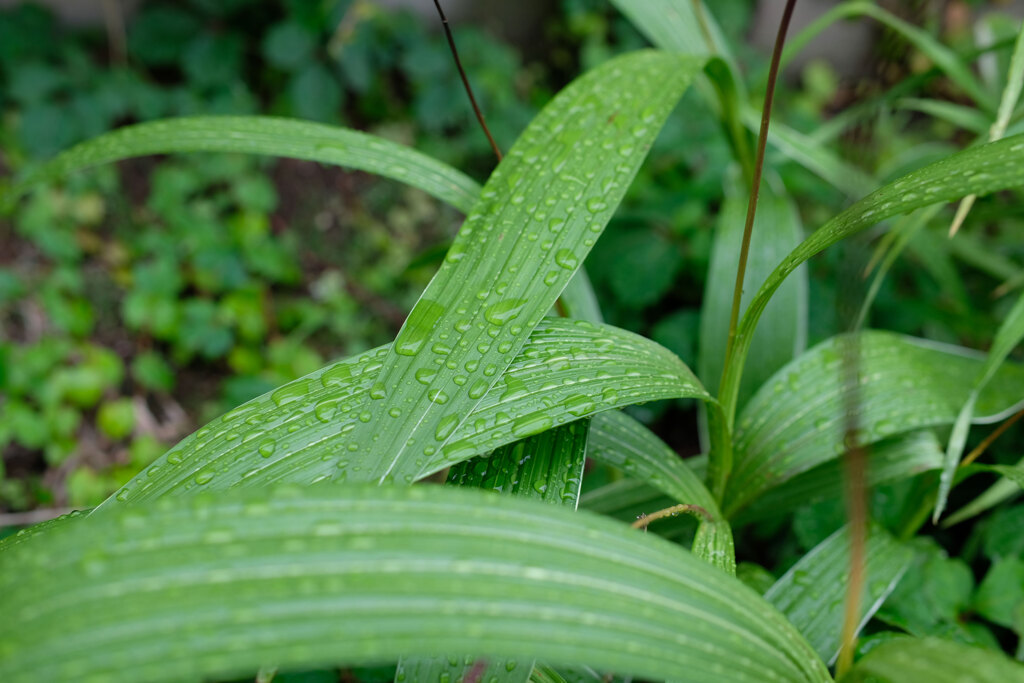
[764,525,913,664]
[0,484,831,683]
[719,131,1024,433]
[699,169,806,408]
[725,331,1024,516]
[2,116,481,214]
[973,557,1024,629]
[739,430,945,523]
[327,51,702,485]
[414,420,593,683]
[842,636,1024,682]
[587,411,734,574]
[609,0,712,58]
[935,289,1024,521]
[942,458,1024,527]
[103,317,710,505]
[448,418,590,507]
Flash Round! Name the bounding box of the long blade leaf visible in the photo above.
[935,289,1024,521]
[725,331,1024,516]
[0,484,831,683]
[720,133,1024,429]
[103,318,710,505]
[333,51,702,484]
[764,525,912,664]
[1,116,481,214]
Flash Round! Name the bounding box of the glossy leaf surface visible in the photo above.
[0,484,831,683]
[104,318,709,504]
[2,116,481,214]
[726,331,1024,515]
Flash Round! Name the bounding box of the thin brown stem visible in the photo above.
[961,406,1024,468]
[720,0,798,383]
[631,504,710,530]
[836,334,867,677]
[432,0,503,162]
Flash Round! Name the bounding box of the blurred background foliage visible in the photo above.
[1,2,1023,651]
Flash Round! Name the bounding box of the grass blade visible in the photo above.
[588,411,735,574]
[103,318,710,504]
[765,525,912,665]
[842,636,1024,682]
[934,290,1024,521]
[332,51,702,485]
[949,20,1024,236]
[0,116,481,214]
[719,133,1024,430]
[725,331,1024,516]
[699,169,806,409]
[0,484,831,683]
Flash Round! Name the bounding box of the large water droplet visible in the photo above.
[321,363,352,387]
[369,382,387,400]
[415,367,438,385]
[272,380,310,407]
[468,379,489,399]
[394,299,446,356]
[512,414,553,438]
[435,414,460,441]
[555,249,578,270]
[484,299,529,326]
[258,439,277,458]
[195,470,215,485]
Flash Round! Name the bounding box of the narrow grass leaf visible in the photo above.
[949,20,1024,236]
[725,331,1024,516]
[1,116,481,214]
[699,169,806,408]
[720,133,1024,428]
[102,318,709,505]
[842,636,1024,682]
[935,289,1024,521]
[764,525,913,664]
[332,51,701,485]
[0,484,831,683]
[588,411,735,574]
[942,457,1024,527]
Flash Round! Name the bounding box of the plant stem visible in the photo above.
[960,406,1024,468]
[720,0,796,380]
[632,504,710,531]
[432,0,503,162]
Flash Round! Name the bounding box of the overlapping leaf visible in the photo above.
[587,411,734,574]
[935,289,1024,521]
[739,431,945,523]
[102,318,709,505]
[764,525,912,664]
[0,485,831,683]
[725,331,1024,516]
[719,133,1024,428]
[1,116,481,214]
[333,51,702,485]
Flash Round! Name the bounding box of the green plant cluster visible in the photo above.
[0,0,543,509]
[2,1,1024,682]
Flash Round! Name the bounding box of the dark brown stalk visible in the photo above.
[720,0,798,376]
[432,0,503,162]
